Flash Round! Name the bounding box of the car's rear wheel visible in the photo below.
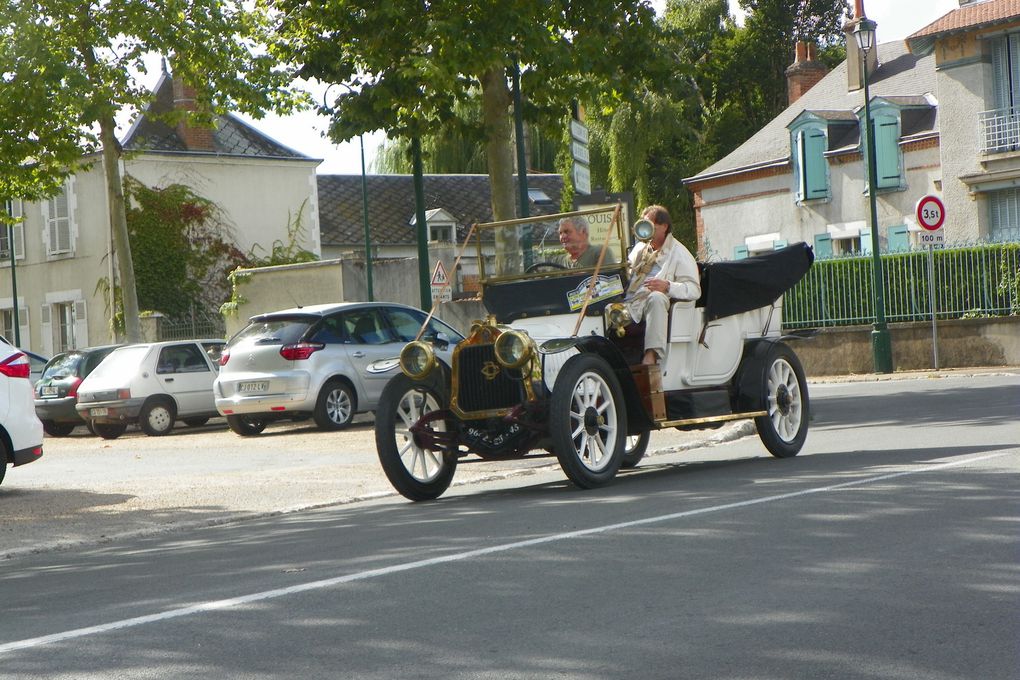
[226,414,268,436]
[140,398,176,436]
[620,431,651,469]
[92,422,127,440]
[313,379,355,430]
[550,354,627,488]
[375,374,456,501]
[42,420,76,437]
[755,343,809,458]
[183,417,209,427]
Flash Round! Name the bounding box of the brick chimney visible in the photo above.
[786,41,829,105]
[843,0,878,92]
[172,79,216,152]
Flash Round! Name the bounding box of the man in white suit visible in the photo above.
[625,205,702,366]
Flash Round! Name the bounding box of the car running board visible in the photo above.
[657,410,766,429]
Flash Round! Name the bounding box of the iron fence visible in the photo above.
[784,240,1020,329]
[156,307,226,341]
[978,106,1020,153]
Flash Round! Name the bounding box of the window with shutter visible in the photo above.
[732,245,749,260]
[989,187,1020,241]
[813,233,832,259]
[887,225,910,252]
[875,115,901,189]
[46,183,73,256]
[990,35,1020,152]
[802,129,829,200]
[1,200,24,260]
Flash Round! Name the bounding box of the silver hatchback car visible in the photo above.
[214,302,463,436]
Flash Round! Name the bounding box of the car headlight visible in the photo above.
[493,330,535,369]
[400,341,437,380]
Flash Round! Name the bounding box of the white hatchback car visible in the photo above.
[214,302,463,436]
[75,339,226,439]
[0,339,44,485]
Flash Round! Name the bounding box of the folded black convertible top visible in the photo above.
[698,242,814,321]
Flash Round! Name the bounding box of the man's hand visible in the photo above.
[643,278,670,294]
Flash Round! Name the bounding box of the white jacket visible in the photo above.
[625,233,702,305]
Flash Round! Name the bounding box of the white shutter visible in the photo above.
[65,176,77,253]
[40,304,53,356]
[40,198,51,254]
[17,305,29,348]
[73,299,88,349]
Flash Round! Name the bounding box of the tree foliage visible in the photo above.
[266,0,668,220]
[0,0,306,339]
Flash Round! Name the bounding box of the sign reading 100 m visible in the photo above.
[915,194,945,247]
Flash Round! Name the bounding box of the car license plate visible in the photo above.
[90,407,109,417]
[42,385,59,396]
[238,381,269,394]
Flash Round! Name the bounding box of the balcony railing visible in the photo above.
[979,106,1020,153]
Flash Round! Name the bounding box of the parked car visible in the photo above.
[0,339,44,485]
[75,339,226,439]
[33,345,124,436]
[374,206,814,501]
[214,302,464,436]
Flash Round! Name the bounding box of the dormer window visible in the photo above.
[788,111,849,204]
[857,98,909,192]
[410,207,458,244]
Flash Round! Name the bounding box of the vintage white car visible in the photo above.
[374,205,814,501]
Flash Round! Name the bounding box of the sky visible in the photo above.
[218,0,961,175]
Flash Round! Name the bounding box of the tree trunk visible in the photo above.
[98,115,142,342]
[480,67,516,222]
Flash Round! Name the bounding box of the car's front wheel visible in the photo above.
[550,354,627,488]
[92,422,127,440]
[42,420,76,437]
[375,374,456,501]
[226,414,268,437]
[755,343,809,458]
[313,379,355,430]
[139,398,176,436]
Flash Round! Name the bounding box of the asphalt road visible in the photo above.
[1,372,1018,679]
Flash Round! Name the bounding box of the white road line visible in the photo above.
[1,451,1012,655]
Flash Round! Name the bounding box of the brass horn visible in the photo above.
[633,218,655,243]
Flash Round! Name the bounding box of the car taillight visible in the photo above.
[280,342,325,361]
[0,352,30,379]
[67,377,83,398]
[219,349,230,366]
[117,388,131,399]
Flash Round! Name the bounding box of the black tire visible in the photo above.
[85,420,96,435]
[226,414,268,436]
[139,398,176,436]
[620,431,651,469]
[313,379,355,430]
[42,420,76,437]
[0,438,8,486]
[375,374,456,501]
[754,343,809,458]
[183,417,209,427]
[550,354,627,488]
[93,422,127,440]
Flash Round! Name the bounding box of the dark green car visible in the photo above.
[33,345,123,436]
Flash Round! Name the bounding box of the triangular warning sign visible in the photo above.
[431,260,450,286]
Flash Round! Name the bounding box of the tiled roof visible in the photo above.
[318,174,565,247]
[908,0,1020,42]
[122,73,312,161]
[685,40,937,183]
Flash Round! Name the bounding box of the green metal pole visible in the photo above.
[411,136,431,310]
[862,58,894,373]
[512,60,533,269]
[360,135,374,301]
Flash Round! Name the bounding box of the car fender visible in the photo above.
[731,338,788,412]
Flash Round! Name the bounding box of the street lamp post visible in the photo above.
[854,17,894,374]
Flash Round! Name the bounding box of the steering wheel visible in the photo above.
[525,261,569,273]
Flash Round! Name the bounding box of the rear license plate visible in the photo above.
[238,381,269,394]
[90,407,109,417]
[42,386,59,396]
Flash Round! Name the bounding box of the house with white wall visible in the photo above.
[0,70,320,356]
[684,0,1020,262]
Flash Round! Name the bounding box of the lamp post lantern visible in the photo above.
[854,17,894,374]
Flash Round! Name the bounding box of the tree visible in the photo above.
[0,0,304,341]
[266,0,667,221]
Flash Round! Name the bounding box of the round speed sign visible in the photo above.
[916,195,946,231]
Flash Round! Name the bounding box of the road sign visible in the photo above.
[572,163,591,195]
[569,119,589,144]
[915,194,945,246]
[571,139,590,165]
[430,260,452,303]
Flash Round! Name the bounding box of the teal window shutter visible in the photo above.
[875,115,901,189]
[773,239,788,250]
[887,224,909,252]
[803,129,828,199]
[733,245,749,260]
[860,228,872,255]
[812,233,832,258]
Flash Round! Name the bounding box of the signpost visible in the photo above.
[569,119,591,196]
[915,194,946,368]
[430,260,452,304]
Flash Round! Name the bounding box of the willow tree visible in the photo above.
[0,0,304,341]
[267,0,666,222]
